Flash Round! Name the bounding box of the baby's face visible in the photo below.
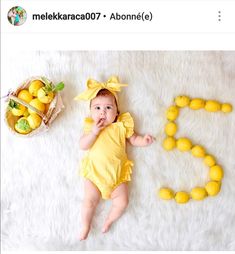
[90,95,118,126]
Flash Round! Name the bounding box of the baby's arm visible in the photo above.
[79,119,105,150]
[79,132,98,150]
[128,133,154,147]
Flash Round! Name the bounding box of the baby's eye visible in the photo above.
[106,106,112,110]
[95,106,101,110]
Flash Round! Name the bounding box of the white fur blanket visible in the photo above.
[1,51,235,251]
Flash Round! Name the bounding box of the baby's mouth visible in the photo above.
[100,117,106,122]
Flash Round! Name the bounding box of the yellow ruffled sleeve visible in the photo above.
[83,117,94,134]
[117,112,134,138]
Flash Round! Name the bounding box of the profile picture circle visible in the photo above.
[8,6,27,26]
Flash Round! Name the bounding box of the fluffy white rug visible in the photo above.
[1,51,235,251]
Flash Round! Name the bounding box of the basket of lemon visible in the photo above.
[5,76,65,136]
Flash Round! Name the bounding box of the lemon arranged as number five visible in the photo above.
[160,95,233,204]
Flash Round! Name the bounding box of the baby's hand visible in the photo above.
[142,134,155,146]
[92,118,105,136]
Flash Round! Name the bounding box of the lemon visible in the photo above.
[165,122,177,136]
[205,181,221,196]
[37,88,54,104]
[190,187,207,200]
[163,136,176,151]
[221,103,233,113]
[28,98,45,114]
[189,98,205,110]
[11,103,26,116]
[174,95,190,108]
[204,155,216,167]
[209,165,224,181]
[166,106,179,121]
[175,192,190,204]
[205,100,221,112]
[158,188,174,200]
[17,89,33,103]
[14,117,32,134]
[191,145,206,158]
[23,109,30,117]
[176,138,192,152]
[29,80,44,96]
[27,113,42,129]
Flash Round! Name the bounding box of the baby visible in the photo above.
[75,76,154,240]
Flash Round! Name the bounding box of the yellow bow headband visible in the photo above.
[74,76,128,101]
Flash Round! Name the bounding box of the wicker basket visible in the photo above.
[5,76,64,136]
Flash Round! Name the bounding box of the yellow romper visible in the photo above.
[80,112,134,199]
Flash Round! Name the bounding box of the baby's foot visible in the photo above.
[102,220,112,234]
[79,226,90,241]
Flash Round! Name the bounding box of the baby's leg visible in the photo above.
[79,179,101,240]
[102,183,129,233]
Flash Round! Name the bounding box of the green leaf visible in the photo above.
[53,82,64,92]
[8,99,19,109]
[8,99,15,109]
